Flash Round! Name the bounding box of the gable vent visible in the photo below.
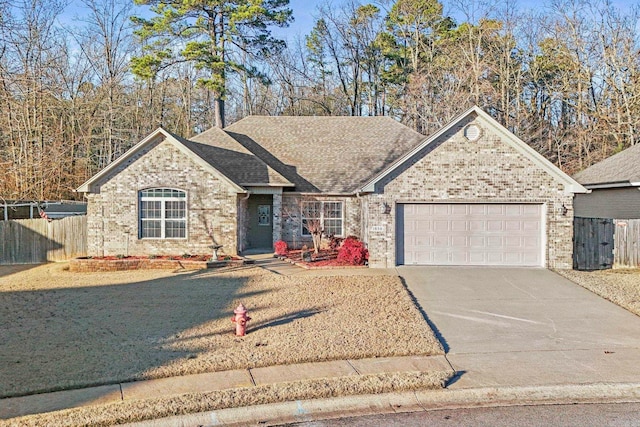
[464,124,481,141]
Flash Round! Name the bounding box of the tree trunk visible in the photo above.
[214,97,225,128]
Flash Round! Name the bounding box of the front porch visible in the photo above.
[239,189,282,253]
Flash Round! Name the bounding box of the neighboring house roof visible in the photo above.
[573,143,640,188]
[224,116,426,193]
[361,106,588,194]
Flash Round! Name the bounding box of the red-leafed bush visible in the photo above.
[337,236,369,265]
[274,240,288,255]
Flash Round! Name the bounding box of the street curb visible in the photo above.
[122,382,640,426]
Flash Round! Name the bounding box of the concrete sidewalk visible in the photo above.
[0,355,452,420]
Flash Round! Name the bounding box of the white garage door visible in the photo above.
[397,203,543,266]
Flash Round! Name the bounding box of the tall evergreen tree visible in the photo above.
[131,0,292,128]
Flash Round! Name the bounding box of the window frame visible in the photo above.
[139,188,187,240]
[301,200,344,237]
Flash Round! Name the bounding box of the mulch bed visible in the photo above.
[88,255,240,261]
[278,249,366,268]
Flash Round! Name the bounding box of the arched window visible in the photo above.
[139,188,187,239]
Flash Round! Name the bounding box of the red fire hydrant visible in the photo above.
[231,303,251,336]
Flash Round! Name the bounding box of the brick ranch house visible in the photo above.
[77,106,587,268]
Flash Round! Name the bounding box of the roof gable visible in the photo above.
[224,116,426,193]
[76,128,246,193]
[573,143,640,187]
[361,106,587,194]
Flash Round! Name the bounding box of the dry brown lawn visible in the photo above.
[0,263,443,399]
[556,268,640,316]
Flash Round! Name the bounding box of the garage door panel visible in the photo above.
[522,205,540,215]
[505,220,522,231]
[505,205,524,216]
[469,205,486,215]
[398,203,543,266]
[451,204,468,215]
[433,220,450,232]
[469,236,485,247]
[505,236,521,247]
[487,220,503,231]
[523,236,539,247]
[451,220,468,231]
[433,205,449,215]
[487,252,505,264]
[416,236,431,247]
[433,250,450,263]
[414,220,431,232]
[469,252,486,263]
[469,220,485,231]
[433,235,450,247]
[451,251,469,263]
[523,252,540,263]
[505,251,523,262]
[487,205,504,215]
[451,235,468,247]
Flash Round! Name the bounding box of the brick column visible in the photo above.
[272,192,282,245]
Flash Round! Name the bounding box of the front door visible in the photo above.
[247,195,273,249]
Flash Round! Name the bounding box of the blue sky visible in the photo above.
[275,0,637,42]
[59,0,637,41]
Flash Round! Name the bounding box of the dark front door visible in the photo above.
[247,194,273,249]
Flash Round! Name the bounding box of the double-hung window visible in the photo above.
[139,188,186,239]
[301,201,344,237]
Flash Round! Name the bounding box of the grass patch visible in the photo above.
[0,263,443,398]
[555,268,640,316]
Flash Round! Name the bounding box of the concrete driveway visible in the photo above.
[398,267,640,389]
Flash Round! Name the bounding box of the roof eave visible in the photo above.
[581,181,639,189]
[242,182,295,187]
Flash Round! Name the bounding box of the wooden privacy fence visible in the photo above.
[574,217,640,270]
[0,216,87,264]
[614,219,640,268]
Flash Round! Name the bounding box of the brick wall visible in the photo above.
[365,116,574,269]
[86,138,240,257]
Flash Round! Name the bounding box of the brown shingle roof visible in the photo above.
[573,143,640,186]
[224,116,426,193]
[184,127,292,187]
